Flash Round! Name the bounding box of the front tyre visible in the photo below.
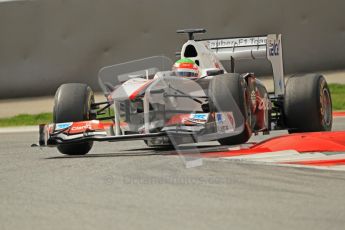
[208,74,251,145]
[53,83,95,155]
[284,74,332,133]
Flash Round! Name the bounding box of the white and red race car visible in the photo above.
[35,29,332,156]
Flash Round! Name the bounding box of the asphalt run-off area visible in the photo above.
[0,116,344,230]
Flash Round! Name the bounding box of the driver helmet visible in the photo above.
[173,58,199,78]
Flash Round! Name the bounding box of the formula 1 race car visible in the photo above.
[36,29,333,155]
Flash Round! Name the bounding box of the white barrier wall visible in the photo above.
[0,0,344,98]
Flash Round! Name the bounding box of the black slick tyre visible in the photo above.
[53,83,95,155]
[208,74,251,145]
[284,74,332,133]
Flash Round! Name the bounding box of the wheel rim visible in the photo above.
[320,87,332,127]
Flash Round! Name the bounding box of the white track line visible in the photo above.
[221,150,345,171]
[223,150,299,160]
[0,126,38,133]
[279,152,345,163]
[252,152,326,163]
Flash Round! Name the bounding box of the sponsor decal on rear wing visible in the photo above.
[207,36,267,50]
[198,34,285,96]
[199,35,279,59]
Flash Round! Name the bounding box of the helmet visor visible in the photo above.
[175,70,198,77]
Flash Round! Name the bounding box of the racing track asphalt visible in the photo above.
[0,117,345,230]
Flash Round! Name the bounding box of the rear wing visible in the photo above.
[198,34,285,96]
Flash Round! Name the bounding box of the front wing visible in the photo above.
[35,112,242,147]
[37,120,167,146]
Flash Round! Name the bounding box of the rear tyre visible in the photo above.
[208,74,251,145]
[284,74,332,133]
[53,83,95,155]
